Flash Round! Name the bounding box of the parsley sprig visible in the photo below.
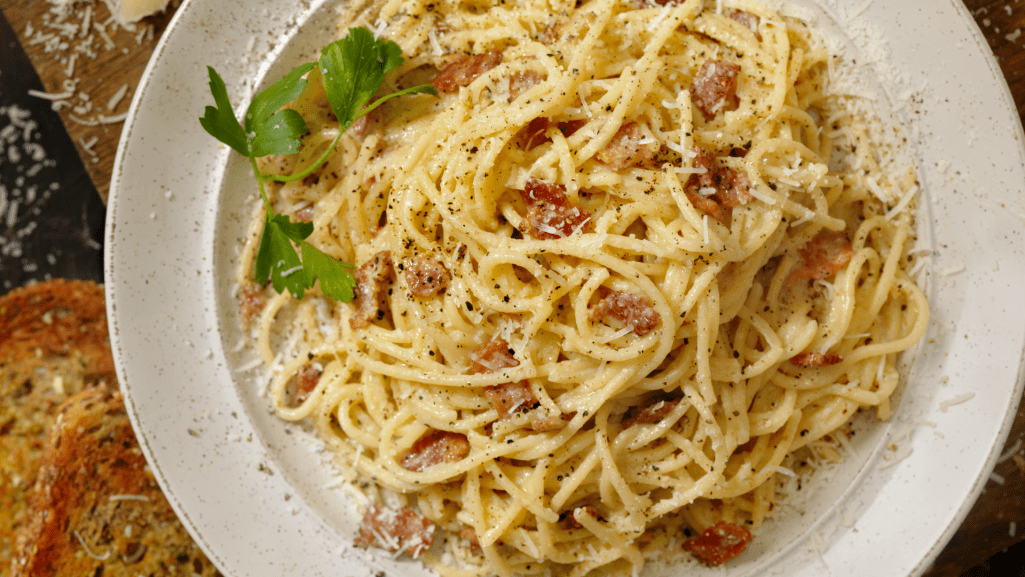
[200,27,437,301]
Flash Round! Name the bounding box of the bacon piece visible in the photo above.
[684,147,754,222]
[295,203,315,222]
[516,117,552,150]
[683,521,752,567]
[468,338,519,374]
[525,204,591,240]
[686,191,727,223]
[539,22,562,45]
[596,122,656,172]
[403,254,451,297]
[788,232,855,287]
[518,178,592,240]
[717,169,755,208]
[590,290,660,336]
[484,380,538,418]
[459,526,483,554]
[290,362,323,406]
[355,504,436,558]
[789,352,843,366]
[515,118,587,150]
[349,114,369,137]
[401,429,471,472]
[239,284,266,327]
[559,119,587,137]
[350,251,394,330]
[622,396,680,428]
[690,146,720,191]
[530,412,574,431]
[509,71,544,101]
[432,50,503,93]
[469,339,538,420]
[691,60,741,120]
[348,110,372,137]
[522,177,569,207]
[729,10,761,40]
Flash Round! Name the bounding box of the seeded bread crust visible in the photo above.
[0,280,114,563]
[1,280,220,576]
[9,386,221,577]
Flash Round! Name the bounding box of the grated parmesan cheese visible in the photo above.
[72,529,111,561]
[106,83,129,110]
[109,494,150,501]
[883,184,918,220]
[997,438,1022,464]
[938,392,975,412]
[27,89,73,101]
[941,264,966,276]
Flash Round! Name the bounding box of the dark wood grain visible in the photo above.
[964,0,1025,124]
[1,0,176,203]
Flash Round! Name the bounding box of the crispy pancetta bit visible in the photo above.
[515,117,585,150]
[786,231,855,290]
[509,70,544,101]
[469,339,539,417]
[684,146,755,223]
[468,337,520,374]
[239,283,266,327]
[401,429,471,472]
[518,177,592,240]
[349,251,394,329]
[483,380,537,419]
[529,411,575,432]
[596,121,656,172]
[287,362,322,406]
[468,338,559,424]
[789,351,843,366]
[355,503,436,558]
[431,50,503,93]
[729,10,761,40]
[403,254,452,297]
[590,289,661,336]
[622,395,680,428]
[691,60,741,120]
[683,521,752,567]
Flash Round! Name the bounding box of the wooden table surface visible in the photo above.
[2,0,1024,574]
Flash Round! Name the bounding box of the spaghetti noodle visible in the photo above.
[236,0,929,574]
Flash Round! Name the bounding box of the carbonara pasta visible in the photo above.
[236,0,929,574]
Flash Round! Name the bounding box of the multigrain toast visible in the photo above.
[0,280,115,562]
[9,386,220,577]
[0,280,219,576]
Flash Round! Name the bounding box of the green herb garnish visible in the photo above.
[200,27,437,301]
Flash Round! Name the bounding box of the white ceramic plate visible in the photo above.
[106,0,1025,575]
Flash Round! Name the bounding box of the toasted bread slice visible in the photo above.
[9,385,220,576]
[0,280,114,562]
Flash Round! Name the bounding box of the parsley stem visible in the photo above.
[250,155,272,211]
[267,83,434,184]
[270,131,344,184]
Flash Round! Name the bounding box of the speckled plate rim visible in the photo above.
[105,0,1025,575]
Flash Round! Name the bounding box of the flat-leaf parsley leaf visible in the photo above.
[199,27,435,302]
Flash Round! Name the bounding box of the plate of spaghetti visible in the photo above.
[106,0,1025,576]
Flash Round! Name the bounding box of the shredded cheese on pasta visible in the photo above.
[237,0,929,574]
